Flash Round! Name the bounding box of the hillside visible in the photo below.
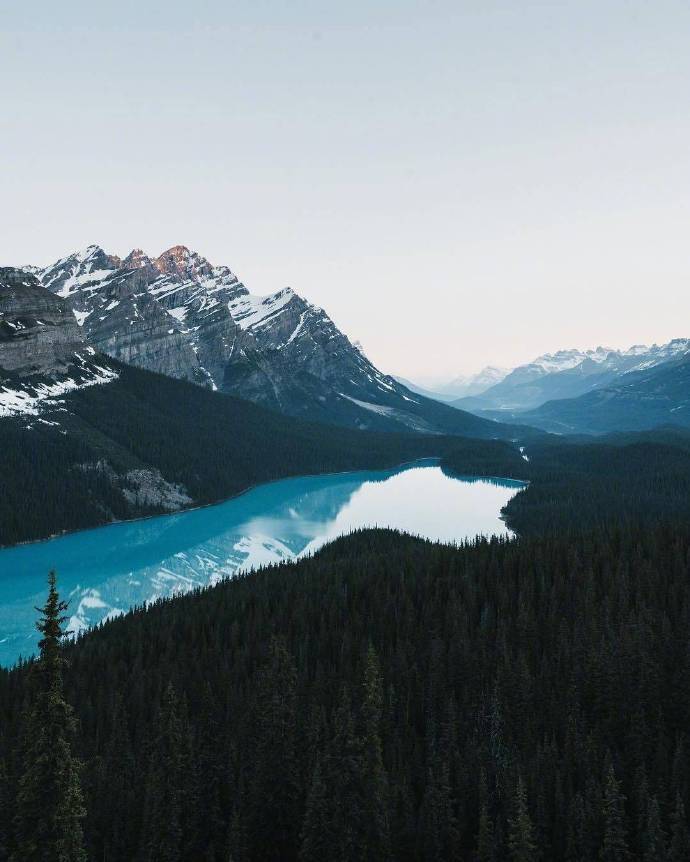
[0,267,538,546]
[0,360,527,547]
[2,522,689,861]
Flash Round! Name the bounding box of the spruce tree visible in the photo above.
[299,757,332,862]
[642,795,666,862]
[0,757,8,860]
[507,775,538,862]
[227,807,248,862]
[139,682,185,862]
[564,792,588,862]
[320,685,363,862]
[668,794,690,862]
[476,770,496,862]
[357,646,392,861]
[599,765,631,862]
[248,637,300,862]
[11,570,87,862]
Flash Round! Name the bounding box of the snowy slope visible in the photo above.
[0,267,118,417]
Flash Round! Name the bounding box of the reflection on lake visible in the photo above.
[0,459,525,665]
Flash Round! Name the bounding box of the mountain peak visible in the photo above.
[76,244,102,261]
[72,245,121,268]
[123,248,153,270]
[154,245,213,280]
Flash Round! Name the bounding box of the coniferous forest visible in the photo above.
[6,1,690,858]
[3,425,690,860]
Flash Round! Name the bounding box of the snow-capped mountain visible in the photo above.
[24,244,511,436]
[519,351,690,435]
[439,366,512,399]
[0,267,118,417]
[454,341,690,414]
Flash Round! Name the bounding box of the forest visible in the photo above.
[3,393,690,859]
[2,492,690,858]
[446,429,690,538]
[0,362,527,547]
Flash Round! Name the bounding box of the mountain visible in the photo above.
[516,352,690,435]
[0,261,539,545]
[0,358,525,547]
[391,376,458,402]
[453,341,690,414]
[0,267,118,416]
[26,244,517,436]
[438,365,511,398]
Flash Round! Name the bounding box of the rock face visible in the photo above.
[27,244,505,435]
[0,267,86,375]
[0,267,118,416]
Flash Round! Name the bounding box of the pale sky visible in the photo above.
[2,1,690,380]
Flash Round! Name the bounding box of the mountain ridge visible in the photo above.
[452,339,690,414]
[20,244,525,437]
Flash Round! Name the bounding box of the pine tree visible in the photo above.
[357,646,392,861]
[668,794,690,862]
[599,765,631,862]
[321,685,364,862]
[507,775,538,862]
[0,757,9,860]
[227,807,248,862]
[299,757,332,862]
[642,795,666,862]
[139,682,185,862]
[476,770,496,862]
[565,792,588,862]
[419,762,461,862]
[11,571,87,862]
[248,636,301,862]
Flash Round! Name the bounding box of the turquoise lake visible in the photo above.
[0,459,525,666]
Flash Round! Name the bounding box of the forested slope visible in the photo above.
[442,430,690,538]
[2,525,690,860]
[0,362,533,547]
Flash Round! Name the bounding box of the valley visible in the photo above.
[4,252,690,862]
[0,460,525,665]
[5,5,690,859]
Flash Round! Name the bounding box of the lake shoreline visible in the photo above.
[0,457,445,553]
[0,463,527,667]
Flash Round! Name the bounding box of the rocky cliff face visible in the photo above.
[0,267,118,416]
[24,244,508,436]
[0,267,86,375]
[26,246,416,424]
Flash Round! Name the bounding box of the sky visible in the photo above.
[2,1,690,382]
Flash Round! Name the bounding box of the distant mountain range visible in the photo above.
[452,343,690,413]
[444,341,690,435]
[13,245,518,438]
[516,352,690,434]
[395,366,510,402]
[439,366,511,399]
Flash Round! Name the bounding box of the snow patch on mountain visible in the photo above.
[230,287,296,331]
[0,363,119,417]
